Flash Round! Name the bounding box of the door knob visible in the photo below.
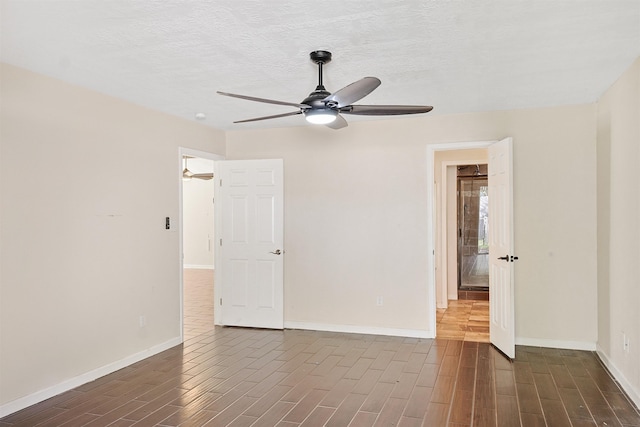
[497,255,509,261]
[270,249,282,255]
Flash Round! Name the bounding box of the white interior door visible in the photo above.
[488,137,515,358]
[216,159,284,329]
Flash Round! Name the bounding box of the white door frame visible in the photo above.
[426,141,494,337]
[178,147,225,343]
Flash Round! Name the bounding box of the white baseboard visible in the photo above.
[515,337,596,351]
[183,264,214,270]
[596,345,640,408]
[0,336,182,418]
[284,321,434,339]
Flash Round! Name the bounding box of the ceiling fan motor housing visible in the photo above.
[302,89,332,108]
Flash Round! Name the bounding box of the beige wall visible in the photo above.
[226,104,597,345]
[596,57,640,403]
[183,176,215,268]
[0,64,225,408]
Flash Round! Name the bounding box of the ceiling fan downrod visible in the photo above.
[310,50,332,92]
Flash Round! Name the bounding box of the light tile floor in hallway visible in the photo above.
[183,268,215,340]
[436,300,490,343]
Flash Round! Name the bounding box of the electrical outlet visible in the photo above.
[623,333,630,353]
[139,315,147,328]
[376,296,383,306]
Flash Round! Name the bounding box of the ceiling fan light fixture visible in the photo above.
[304,109,337,125]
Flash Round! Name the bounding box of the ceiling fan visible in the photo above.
[182,156,213,180]
[217,50,433,130]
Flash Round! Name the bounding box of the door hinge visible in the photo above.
[219,298,222,305]
[219,179,222,187]
[219,238,222,246]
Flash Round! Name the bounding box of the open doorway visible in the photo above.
[428,139,515,357]
[427,143,491,343]
[178,148,224,342]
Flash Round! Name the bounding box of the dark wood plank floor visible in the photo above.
[1,270,639,426]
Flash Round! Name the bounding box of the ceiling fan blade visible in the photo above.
[325,114,348,130]
[234,111,302,123]
[191,173,214,180]
[324,77,381,107]
[217,91,308,109]
[341,105,433,116]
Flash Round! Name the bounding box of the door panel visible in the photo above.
[231,260,249,306]
[256,260,276,308]
[256,195,275,242]
[488,137,515,358]
[217,159,284,329]
[231,196,248,242]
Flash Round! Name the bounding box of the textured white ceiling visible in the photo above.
[1,1,639,131]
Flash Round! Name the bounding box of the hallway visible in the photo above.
[436,300,490,343]
[183,268,215,339]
